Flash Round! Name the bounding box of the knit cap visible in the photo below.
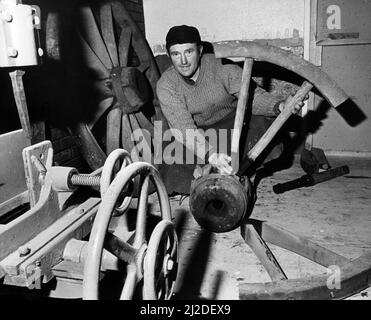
[166,25,201,51]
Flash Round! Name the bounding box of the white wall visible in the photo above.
[143,0,305,55]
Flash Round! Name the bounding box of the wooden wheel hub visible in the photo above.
[190,174,253,233]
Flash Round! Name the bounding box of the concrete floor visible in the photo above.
[156,155,371,300]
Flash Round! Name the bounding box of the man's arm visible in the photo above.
[221,62,281,116]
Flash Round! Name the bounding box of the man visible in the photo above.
[156,25,303,183]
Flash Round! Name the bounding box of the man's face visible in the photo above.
[168,43,202,78]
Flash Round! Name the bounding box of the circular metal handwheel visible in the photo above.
[100,148,133,215]
[82,158,177,300]
[143,220,178,300]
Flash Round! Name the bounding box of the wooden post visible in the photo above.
[231,58,253,173]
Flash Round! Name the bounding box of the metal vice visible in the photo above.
[0,140,178,300]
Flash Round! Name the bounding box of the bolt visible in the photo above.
[35,260,41,267]
[1,11,13,22]
[38,48,44,57]
[19,246,31,257]
[7,47,18,58]
[167,259,174,271]
[79,208,85,214]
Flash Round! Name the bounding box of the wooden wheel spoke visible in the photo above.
[100,3,119,67]
[74,123,107,170]
[87,97,114,130]
[131,38,151,68]
[118,27,132,67]
[129,113,153,160]
[247,80,313,162]
[78,5,112,70]
[242,224,287,281]
[106,105,123,155]
[121,114,136,156]
[77,32,110,79]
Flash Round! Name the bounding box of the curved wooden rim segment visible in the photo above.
[239,219,371,300]
[213,40,349,108]
[239,251,371,300]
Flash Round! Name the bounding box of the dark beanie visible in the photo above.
[165,25,201,51]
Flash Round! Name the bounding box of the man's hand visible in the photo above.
[278,93,310,115]
[208,152,233,175]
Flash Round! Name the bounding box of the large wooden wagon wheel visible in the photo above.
[70,0,160,170]
[189,41,371,299]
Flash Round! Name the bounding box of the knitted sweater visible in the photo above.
[156,53,279,159]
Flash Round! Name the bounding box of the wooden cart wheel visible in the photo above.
[68,1,160,170]
[82,161,175,300]
[206,41,370,300]
[143,220,178,300]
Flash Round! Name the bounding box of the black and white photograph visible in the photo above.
[0,0,370,306]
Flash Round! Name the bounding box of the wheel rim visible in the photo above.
[143,220,178,300]
[82,161,171,300]
[100,149,133,215]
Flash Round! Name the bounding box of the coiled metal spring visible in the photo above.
[70,174,101,187]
